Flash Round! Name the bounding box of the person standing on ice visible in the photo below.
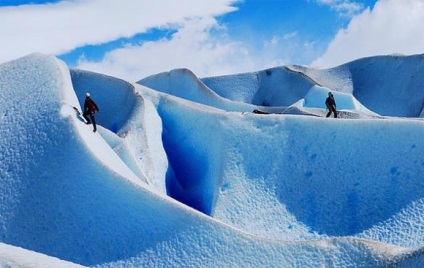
[83,92,99,132]
[325,92,337,118]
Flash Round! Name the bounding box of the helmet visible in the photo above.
[86,92,90,97]
[328,92,333,96]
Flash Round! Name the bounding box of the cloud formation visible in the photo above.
[76,17,256,80]
[315,0,365,17]
[0,0,238,64]
[312,0,424,68]
[4,0,424,80]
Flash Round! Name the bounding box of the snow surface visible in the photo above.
[2,53,424,267]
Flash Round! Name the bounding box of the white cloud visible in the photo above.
[264,36,280,48]
[76,17,256,81]
[77,18,309,81]
[262,32,298,47]
[315,0,364,17]
[283,32,298,41]
[0,0,238,64]
[312,0,424,68]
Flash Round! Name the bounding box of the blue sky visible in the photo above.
[1,0,423,80]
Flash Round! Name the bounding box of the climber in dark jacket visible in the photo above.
[325,92,337,118]
[83,92,99,132]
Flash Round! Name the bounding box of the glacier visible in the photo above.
[1,53,424,267]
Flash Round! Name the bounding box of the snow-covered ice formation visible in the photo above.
[1,53,424,267]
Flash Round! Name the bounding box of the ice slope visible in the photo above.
[138,68,254,112]
[287,54,424,117]
[199,66,316,106]
[69,68,168,193]
[1,53,424,267]
[138,67,375,117]
[138,59,424,247]
[200,55,424,118]
[0,243,86,268]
